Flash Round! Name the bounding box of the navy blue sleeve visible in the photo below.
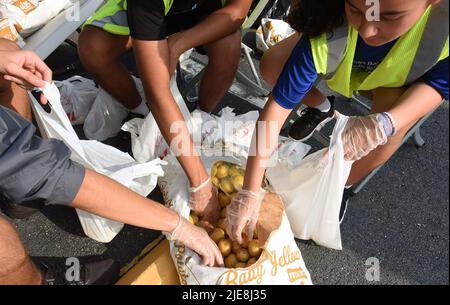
[272,36,318,109]
[419,57,449,101]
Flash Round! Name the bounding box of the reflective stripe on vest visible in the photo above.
[311,2,449,97]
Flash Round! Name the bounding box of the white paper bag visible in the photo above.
[266,115,353,250]
[0,0,71,37]
[30,83,166,243]
[159,151,312,285]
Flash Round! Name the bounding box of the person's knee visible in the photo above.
[208,30,241,68]
[78,27,120,71]
[0,216,28,274]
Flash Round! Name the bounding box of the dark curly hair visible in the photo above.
[288,0,346,38]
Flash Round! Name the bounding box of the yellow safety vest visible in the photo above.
[310,2,449,98]
[87,0,228,36]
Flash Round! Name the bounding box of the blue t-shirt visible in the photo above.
[272,36,449,109]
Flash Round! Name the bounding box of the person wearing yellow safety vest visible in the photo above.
[78,0,253,227]
[225,0,449,245]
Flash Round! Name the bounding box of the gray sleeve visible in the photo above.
[0,106,85,206]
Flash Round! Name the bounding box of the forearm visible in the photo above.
[389,83,444,131]
[244,97,292,192]
[132,39,209,187]
[72,169,179,232]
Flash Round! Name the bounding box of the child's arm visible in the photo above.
[226,96,292,244]
[389,82,444,130]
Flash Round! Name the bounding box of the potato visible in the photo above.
[232,175,244,189]
[231,241,242,254]
[248,240,262,258]
[216,165,229,179]
[218,239,232,257]
[189,213,199,225]
[210,228,226,244]
[218,218,227,231]
[220,207,228,218]
[225,254,238,268]
[247,258,257,267]
[236,248,250,263]
[235,262,247,269]
[229,166,244,177]
[212,176,220,186]
[218,192,231,208]
[220,179,235,194]
[211,165,218,179]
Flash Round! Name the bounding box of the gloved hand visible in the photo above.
[168,213,224,267]
[341,113,390,162]
[189,177,220,223]
[226,189,264,245]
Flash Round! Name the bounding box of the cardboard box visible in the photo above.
[116,236,180,285]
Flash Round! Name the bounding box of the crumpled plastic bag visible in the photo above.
[0,0,71,37]
[256,18,295,53]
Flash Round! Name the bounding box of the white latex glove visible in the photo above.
[168,214,224,267]
[342,113,389,162]
[226,189,264,245]
[189,177,220,223]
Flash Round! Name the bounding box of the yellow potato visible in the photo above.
[229,166,244,177]
[232,175,244,189]
[218,218,227,231]
[248,240,262,258]
[236,248,250,263]
[212,176,220,186]
[247,258,257,267]
[218,192,231,208]
[220,207,228,218]
[235,262,247,269]
[225,254,238,268]
[220,179,235,194]
[210,228,226,244]
[218,239,232,257]
[211,166,218,179]
[216,165,229,179]
[231,241,242,254]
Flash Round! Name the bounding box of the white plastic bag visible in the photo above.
[159,150,312,285]
[266,115,353,250]
[54,76,99,126]
[30,83,166,243]
[256,18,295,53]
[83,77,142,142]
[0,0,71,37]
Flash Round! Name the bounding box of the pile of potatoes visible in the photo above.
[188,161,263,268]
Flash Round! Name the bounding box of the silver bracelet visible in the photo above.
[383,112,397,136]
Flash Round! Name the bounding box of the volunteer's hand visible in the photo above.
[0,50,52,104]
[167,32,186,76]
[189,178,221,223]
[341,113,389,162]
[169,214,224,267]
[226,189,264,245]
